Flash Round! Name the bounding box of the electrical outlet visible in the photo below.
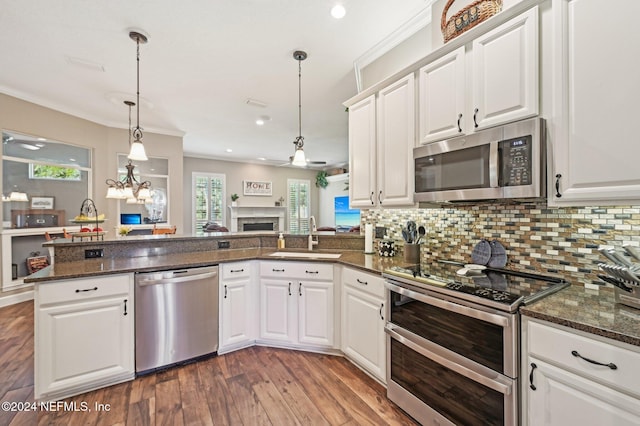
[85,248,104,259]
[218,241,230,249]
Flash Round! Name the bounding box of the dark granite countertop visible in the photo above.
[521,284,640,347]
[26,245,639,348]
[25,248,408,283]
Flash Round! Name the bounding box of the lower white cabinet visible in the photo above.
[219,261,256,354]
[522,317,640,425]
[35,274,134,400]
[341,267,386,383]
[259,261,334,349]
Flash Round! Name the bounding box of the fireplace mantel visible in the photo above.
[228,206,286,232]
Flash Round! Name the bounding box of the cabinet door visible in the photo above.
[259,279,296,343]
[377,74,415,206]
[526,357,640,426]
[298,280,333,347]
[419,47,466,144]
[471,7,538,130]
[342,285,386,382]
[220,277,254,351]
[348,94,377,208]
[36,295,133,399]
[550,0,640,205]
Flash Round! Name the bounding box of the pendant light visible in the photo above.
[128,31,148,161]
[105,101,152,201]
[291,50,308,167]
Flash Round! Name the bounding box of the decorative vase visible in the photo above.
[231,201,237,207]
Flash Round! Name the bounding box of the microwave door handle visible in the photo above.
[489,141,499,188]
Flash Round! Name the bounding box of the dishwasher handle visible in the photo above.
[137,269,218,286]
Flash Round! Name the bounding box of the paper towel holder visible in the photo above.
[364,223,375,254]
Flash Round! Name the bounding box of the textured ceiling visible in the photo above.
[0,0,431,169]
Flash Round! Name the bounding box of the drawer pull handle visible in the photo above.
[298,282,302,296]
[571,350,617,370]
[76,286,98,293]
[288,282,292,296]
[555,174,562,198]
[123,299,128,316]
[529,363,537,391]
[224,285,228,299]
[305,270,319,274]
[230,269,244,273]
[356,278,368,285]
[273,268,285,272]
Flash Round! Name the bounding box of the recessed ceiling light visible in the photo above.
[256,115,271,126]
[37,137,47,141]
[19,143,40,151]
[256,119,265,126]
[331,4,346,19]
[257,157,266,161]
[226,148,233,153]
[69,158,77,162]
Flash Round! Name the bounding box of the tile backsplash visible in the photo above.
[362,202,640,286]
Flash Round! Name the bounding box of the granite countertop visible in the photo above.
[27,246,640,347]
[25,248,405,283]
[521,284,640,347]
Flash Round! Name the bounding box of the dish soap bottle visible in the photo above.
[277,233,285,249]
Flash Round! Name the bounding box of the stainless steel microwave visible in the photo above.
[414,117,545,203]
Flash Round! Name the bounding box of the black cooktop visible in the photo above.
[384,260,569,312]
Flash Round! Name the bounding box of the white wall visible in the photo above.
[183,156,319,233]
[318,174,349,228]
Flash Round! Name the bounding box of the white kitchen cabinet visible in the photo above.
[35,274,134,400]
[349,74,415,208]
[259,261,334,349]
[341,267,386,383]
[219,261,256,354]
[522,317,640,425]
[419,7,538,144]
[549,0,640,205]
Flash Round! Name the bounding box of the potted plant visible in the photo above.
[316,171,328,188]
[231,193,239,207]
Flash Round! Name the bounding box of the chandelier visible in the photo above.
[290,50,308,167]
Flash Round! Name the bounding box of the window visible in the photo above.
[192,173,226,233]
[288,179,310,234]
[29,164,81,180]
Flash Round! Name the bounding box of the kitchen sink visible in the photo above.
[268,251,341,259]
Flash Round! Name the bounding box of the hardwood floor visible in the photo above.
[0,301,417,425]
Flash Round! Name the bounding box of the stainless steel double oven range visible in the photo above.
[383,261,568,425]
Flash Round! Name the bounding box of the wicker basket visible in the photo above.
[441,0,503,43]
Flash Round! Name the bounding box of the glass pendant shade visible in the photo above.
[106,186,124,199]
[9,192,28,202]
[128,140,148,161]
[137,187,151,200]
[291,147,307,167]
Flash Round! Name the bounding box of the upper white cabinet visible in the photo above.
[349,74,415,208]
[549,0,640,205]
[419,7,539,144]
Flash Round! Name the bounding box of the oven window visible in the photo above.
[389,289,504,373]
[391,339,505,426]
[415,144,490,192]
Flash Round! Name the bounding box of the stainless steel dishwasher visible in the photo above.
[135,265,219,374]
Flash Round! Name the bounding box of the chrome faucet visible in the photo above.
[308,216,318,250]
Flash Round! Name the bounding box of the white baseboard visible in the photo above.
[0,290,34,308]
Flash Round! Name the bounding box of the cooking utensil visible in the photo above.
[402,227,411,243]
[609,249,634,268]
[623,244,640,261]
[487,240,507,268]
[417,226,426,244]
[471,240,492,265]
[598,274,634,292]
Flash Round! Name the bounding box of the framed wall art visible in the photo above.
[243,180,272,196]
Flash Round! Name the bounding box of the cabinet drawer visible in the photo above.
[221,261,252,280]
[37,274,131,305]
[260,261,333,280]
[342,267,385,298]
[528,320,640,397]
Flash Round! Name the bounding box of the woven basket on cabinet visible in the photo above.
[441,0,503,43]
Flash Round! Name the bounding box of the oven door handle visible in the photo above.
[385,323,513,395]
[386,281,511,327]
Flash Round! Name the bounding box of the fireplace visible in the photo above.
[229,206,286,232]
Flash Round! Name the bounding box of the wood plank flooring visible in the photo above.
[0,301,417,425]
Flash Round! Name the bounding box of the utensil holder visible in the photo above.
[404,243,420,264]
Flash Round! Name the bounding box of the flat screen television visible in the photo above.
[334,196,360,232]
[120,213,142,225]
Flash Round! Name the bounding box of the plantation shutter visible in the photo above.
[192,173,226,232]
[287,179,310,234]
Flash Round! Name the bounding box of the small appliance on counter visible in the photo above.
[597,246,640,310]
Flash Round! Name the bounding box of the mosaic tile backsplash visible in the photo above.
[361,202,640,286]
